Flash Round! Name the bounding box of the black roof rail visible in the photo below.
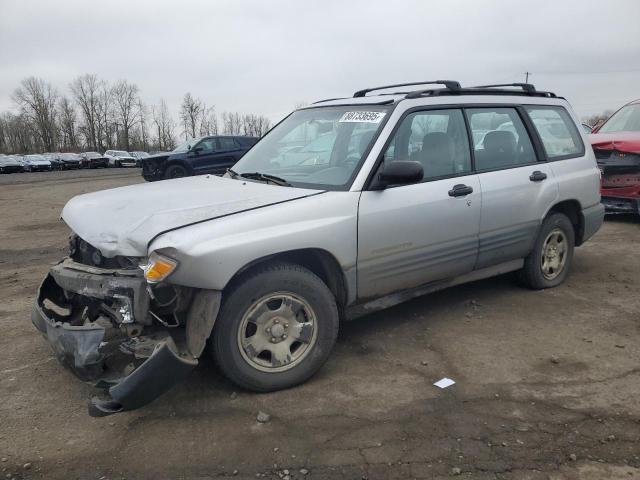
[311,97,347,105]
[470,83,556,97]
[406,83,557,99]
[353,80,461,98]
[472,83,537,93]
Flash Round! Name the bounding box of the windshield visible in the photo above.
[27,155,45,161]
[599,104,640,133]
[113,150,129,157]
[231,107,389,189]
[172,137,202,153]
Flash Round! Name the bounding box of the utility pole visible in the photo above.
[524,71,532,83]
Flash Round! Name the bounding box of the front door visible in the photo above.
[189,137,218,174]
[357,109,481,299]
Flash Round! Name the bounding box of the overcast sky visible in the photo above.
[1,0,639,123]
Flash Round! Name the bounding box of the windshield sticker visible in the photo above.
[339,111,386,123]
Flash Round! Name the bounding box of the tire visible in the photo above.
[519,213,575,289]
[212,262,340,392]
[164,164,188,179]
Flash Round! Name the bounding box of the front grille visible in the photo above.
[69,234,141,270]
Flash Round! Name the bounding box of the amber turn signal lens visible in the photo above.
[144,252,178,283]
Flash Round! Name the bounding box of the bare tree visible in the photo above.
[58,96,78,150]
[70,74,102,150]
[1,75,274,155]
[152,98,176,151]
[582,110,613,130]
[11,77,58,151]
[199,105,219,136]
[135,98,149,150]
[180,93,203,139]
[222,111,243,135]
[112,80,139,151]
[0,112,34,153]
[240,113,271,137]
[94,82,112,150]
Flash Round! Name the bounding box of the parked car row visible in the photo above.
[0,150,151,173]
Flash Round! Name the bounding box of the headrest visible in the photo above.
[483,130,516,154]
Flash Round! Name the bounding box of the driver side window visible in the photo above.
[384,109,472,180]
[196,138,216,153]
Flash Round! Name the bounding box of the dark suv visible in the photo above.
[142,135,258,181]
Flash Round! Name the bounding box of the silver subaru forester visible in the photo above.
[32,81,604,415]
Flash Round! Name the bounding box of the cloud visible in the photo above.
[1,0,639,119]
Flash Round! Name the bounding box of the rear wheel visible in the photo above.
[212,263,339,392]
[164,164,188,179]
[519,213,575,289]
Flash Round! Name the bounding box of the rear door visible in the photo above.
[213,137,244,172]
[357,108,481,299]
[466,106,559,269]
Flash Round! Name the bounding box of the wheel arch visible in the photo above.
[224,248,350,313]
[164,160,193,177]
[546,199,584,245]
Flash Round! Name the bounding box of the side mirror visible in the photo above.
[191,146,203,155]
[374,161,423,189]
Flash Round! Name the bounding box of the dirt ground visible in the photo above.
[0,169,639,480]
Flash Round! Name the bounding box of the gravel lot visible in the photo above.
[1,169,639,480]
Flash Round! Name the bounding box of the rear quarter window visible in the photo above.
[525,106,584,159]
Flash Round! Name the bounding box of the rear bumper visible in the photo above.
[601,195,640,214]
[581,203,605,243]
[32,259,199,416]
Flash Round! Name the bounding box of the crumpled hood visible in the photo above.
[62,175,323,257]
[589,132,640,153]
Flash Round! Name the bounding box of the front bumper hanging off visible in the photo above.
[31,259,218,417]
[600,195,640,215]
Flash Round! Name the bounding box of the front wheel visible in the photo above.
[519,213,575,289]
[212,263,339,392]
[164,164,188,179]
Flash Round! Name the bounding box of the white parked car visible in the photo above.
[104,150,137,167]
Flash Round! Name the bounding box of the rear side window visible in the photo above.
[467,108,537,170]
[218,137,237,150]
[524,106,584,159]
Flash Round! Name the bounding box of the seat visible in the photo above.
[480,130,517,169]
[417,132,456,178]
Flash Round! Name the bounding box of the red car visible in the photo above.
[589,99,640,214]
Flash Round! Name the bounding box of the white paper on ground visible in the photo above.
[433,377,456,389]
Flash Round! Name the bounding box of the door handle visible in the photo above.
[529,171,547,182]
[448,184,474,197]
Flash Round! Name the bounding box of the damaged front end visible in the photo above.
[32,236,220,417]
[595,148,640,214]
